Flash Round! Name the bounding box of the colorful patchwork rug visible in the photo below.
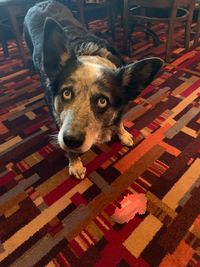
[0,21,200,267]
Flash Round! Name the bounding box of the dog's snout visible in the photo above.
[63,133,85,149]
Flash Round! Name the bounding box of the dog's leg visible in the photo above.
[68,152,86,179]
[118,122,134,147]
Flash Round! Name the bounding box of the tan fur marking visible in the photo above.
[60,52,70,66]
[122,66,133,87]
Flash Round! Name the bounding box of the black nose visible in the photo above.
[63,134,84,149]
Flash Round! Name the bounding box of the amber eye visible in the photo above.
[62,88,72,100]
[97,97,108,108]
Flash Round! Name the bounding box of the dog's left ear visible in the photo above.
[116,57,163,101]
[42,17,76,79]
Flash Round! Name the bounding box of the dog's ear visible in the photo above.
[42,17,75,79]
[116,57,163,101]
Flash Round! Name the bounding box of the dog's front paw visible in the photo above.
[69,160,86,179]
[119,130,134,147]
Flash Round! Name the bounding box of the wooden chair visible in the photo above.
[123,0,195,62]
[0,0,41,66]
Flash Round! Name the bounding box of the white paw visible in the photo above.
[119,131,134,147]
[69,160,86,179]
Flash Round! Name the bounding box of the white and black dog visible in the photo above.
[24,0,163,179]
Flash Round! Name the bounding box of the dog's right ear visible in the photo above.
[42,17,75,79]
[115,57,163,102]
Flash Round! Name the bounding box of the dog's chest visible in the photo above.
[96,126,117,144]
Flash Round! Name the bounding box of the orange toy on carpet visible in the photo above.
[112,193,147,224]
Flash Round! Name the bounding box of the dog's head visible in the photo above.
[42,18,163,153]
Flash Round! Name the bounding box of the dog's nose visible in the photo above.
[63,134,84,149]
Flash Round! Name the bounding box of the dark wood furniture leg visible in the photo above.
[166,21,175,62]
[123,0,130,53]
[193,4,200,48]
[78,0,86,26]
[0,30,9,57]
[185,3,195,49]
[7,5,28,66]
[107,0,115,37]
[165,3,178,63]
[1,38,9,57]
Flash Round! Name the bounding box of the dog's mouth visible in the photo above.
[67,146,90,154]
[59,141,93,154]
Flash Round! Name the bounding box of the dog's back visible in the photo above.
[24,0,122,70]
[24,0,83,69]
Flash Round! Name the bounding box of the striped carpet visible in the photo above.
[0,21,200,267]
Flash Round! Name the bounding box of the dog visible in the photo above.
[23,0,163,179]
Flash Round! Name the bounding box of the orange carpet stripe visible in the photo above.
[159,141,181,157]
[114,123,171,173]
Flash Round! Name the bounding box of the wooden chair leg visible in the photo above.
[7,6,28,66]
[165,21,175,63]
[123,0,130,53]
[0,33,9,57]
[184,13,193,50]
[78,0,86,27]
[107,0,115,38]
[193,8,200,48]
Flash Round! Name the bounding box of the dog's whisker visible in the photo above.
[49,133,59,145]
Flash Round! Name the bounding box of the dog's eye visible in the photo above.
[97,97,108,108]
[62,88,72,100]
